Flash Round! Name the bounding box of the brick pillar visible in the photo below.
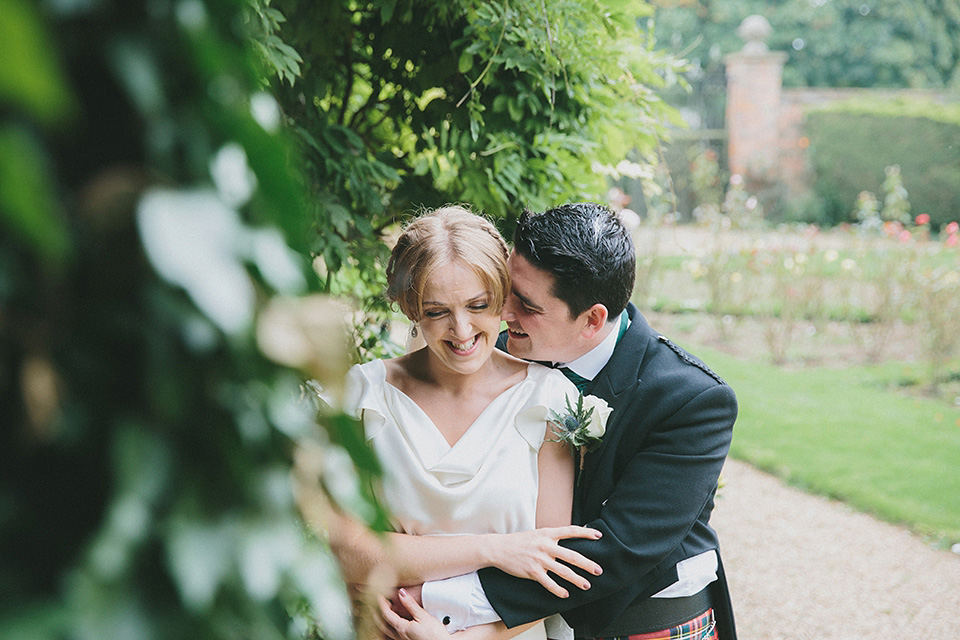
[724,16,788,183]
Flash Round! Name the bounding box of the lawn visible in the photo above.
[690,344,960,545]
[634,224,960,545]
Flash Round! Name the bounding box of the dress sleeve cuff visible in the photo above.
[421,572,500,631]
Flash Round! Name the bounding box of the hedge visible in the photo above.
[806,98,960,227]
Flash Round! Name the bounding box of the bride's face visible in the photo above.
[418,260,502,377]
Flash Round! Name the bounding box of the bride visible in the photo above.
[326,206,602,640]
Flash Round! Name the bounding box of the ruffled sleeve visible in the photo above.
[513,365,581,451]
[341,361,388,441]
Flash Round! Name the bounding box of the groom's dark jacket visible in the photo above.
[481,303,738,639]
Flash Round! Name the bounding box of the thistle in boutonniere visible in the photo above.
[548,393,612,456]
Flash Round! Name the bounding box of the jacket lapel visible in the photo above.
[577,304,652,491]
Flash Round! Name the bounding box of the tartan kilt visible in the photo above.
[590,608,717,640]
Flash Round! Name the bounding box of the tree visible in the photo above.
[261,0,682,311]
[0,0,380,638]
[653,0,960,90]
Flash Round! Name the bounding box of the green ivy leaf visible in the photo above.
[0,126,70,266]
[165,518,234,612]
[0,0,74,125]
[458,49,473,73]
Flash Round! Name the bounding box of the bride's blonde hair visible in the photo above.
[386,205,510,321]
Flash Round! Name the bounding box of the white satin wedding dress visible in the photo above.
[342,359,579,640]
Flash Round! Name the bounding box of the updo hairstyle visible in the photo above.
[386,206,510,322]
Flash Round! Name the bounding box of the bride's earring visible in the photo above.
[411,323,419,338]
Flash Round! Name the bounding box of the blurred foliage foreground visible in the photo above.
[0,1,390,638]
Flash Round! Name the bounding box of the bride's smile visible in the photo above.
[446,334,479,355]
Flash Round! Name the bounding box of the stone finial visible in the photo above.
[737,15,773,54]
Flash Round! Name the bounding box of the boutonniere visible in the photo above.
[548,393,612,457]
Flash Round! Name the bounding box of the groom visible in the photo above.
[421,203,738,639]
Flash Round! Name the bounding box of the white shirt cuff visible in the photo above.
[651,549,718,598]
[421,572,501,632]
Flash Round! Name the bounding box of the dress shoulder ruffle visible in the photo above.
[341,360,389,441]
[512,363,580,451]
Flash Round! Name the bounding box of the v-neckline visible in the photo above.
[380,360,531,450]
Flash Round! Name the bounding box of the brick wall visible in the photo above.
[725,51,788,183]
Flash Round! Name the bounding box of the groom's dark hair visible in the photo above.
[513,203,635,320]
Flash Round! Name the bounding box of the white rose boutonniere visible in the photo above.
[548,393,612,454]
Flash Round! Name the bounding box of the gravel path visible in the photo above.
[710,459,960,639]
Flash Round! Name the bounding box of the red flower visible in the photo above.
[947,234,959,248]
[946,221,959,235]
[915,213,931,226]
[899,230,912,243]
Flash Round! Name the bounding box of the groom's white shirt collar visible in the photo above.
[554,311,624,382]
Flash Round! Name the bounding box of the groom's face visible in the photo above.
[502,251,586,363]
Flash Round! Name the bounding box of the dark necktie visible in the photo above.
[559,367,589,392]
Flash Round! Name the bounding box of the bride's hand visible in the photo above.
[378,588,450,640]
[485,526,603,598]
